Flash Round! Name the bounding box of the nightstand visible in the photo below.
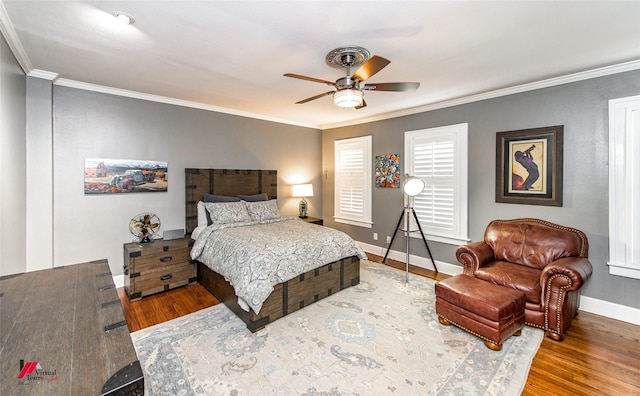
[123,237,197,300]
[302,216,323,226]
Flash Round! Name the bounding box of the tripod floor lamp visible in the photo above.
[383,175,437,284]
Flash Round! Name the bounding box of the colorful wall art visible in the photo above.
[84,158,168,194]
[375,154,401,188]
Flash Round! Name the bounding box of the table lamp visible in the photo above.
[292,183,314,218]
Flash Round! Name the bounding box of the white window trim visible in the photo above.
[405,123,468,245]
[334,135,373,228]
[608,95,640,279]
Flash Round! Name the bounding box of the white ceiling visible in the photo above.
[2,1,639,129]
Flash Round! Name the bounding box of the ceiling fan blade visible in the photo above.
[355,99,367,110]
[295,91,334,104]
[284,73,336,86]
[352,55,390,81]
[362,82,420,92]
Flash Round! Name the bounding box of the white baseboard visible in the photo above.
[357,241,463,275]
[357,241,639,326]
[579,296,640,326]
[112,274,125,289]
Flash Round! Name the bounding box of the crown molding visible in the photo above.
[28,69,58,81]
[54,78,319,129]
[54,59,640,131]
[0,0,32,73]
[319,59,640,129]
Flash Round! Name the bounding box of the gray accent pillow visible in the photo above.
[203,201,252,225]
[245,200,281,221]
[237,193,269,202]
[204,194,241,203]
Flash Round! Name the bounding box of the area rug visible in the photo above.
[131,260,543,395]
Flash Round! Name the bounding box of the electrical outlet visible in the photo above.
[387,236,392,243]
[373,233,378,240]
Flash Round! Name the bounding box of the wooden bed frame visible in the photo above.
[185,168,361,332]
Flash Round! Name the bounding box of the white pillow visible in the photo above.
[197,201,207,227]
[245,199,281,221]
[191,201,207,240]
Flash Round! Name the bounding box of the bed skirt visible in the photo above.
[197,256,361,332]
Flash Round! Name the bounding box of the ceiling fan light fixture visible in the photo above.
[285,45,417,109]
[334,89,363,108]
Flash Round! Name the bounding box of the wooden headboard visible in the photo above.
[184,168,278,235]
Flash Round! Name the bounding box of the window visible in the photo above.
[405,124,468,244]
[608,95,640,279]
[334,136,372,228]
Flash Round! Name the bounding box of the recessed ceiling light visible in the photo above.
[114,12,135,26]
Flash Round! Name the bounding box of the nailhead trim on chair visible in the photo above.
[437,314,501,347]
[544,273,572,337]
[456,252,476,275]
[525,321,544,330]
[493,218,588,257]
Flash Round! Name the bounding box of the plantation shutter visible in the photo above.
[413,139,455,232]
[334,136,372,227]
[405,124,468,243]
[608,95,640,279]
[338,148,364,216]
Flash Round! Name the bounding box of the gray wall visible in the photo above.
[323,69,640,309]
[0,35,26,276]
[50,87,322,276]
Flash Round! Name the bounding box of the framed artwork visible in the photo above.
[375,154,401,188]
[84,158,168,194]
[495,126,563,206]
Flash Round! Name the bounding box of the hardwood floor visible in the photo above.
[118,283,219,332]
[118,255,640,395]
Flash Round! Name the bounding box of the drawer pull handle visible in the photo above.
[160,274,172,281]
[160,256,173,262]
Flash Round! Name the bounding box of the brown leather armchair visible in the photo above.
[455,218,593,341]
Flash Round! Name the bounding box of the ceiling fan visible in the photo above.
[284,45,420,109]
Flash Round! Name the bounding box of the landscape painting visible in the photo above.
[84,158,168,194]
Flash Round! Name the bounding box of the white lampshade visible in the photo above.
[292,183,314,197]
[333,89,363,108]
[403,176,424,197]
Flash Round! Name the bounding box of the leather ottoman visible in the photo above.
[435,275,526,351]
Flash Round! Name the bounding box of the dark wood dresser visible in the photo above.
[0,259,144,395]
[123,237,197,300]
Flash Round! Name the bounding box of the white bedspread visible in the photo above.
[190,217,367,313]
